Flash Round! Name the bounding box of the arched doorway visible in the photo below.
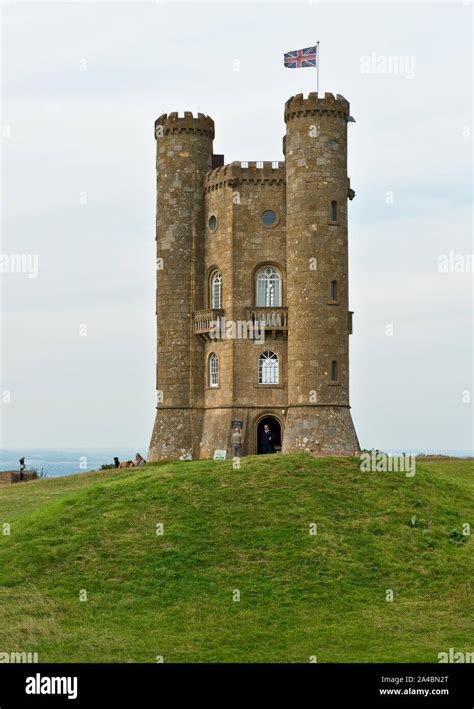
[256,415,282,454]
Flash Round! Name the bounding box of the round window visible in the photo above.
[208,214,218,232]
[261,210,278,227]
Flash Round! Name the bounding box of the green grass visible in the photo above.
[0,454,472,662]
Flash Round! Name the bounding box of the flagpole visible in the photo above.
[317,41,320,95]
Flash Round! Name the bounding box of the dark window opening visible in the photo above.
[331,360,338,381]
[262,210,278,226]
[331,280,338,300]
[330,201,337,221]
[208,214,218,232]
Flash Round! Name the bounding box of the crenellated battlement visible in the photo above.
[155,111,215,139]
[205,161,285,191]
[284,92,349,122]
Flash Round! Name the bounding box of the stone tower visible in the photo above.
[282,93,359,454]
[148,112,214,460]
[148,94,359,461]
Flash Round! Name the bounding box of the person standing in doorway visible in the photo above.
[260,424,273,454]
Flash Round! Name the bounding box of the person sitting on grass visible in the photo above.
[134,453,146,466]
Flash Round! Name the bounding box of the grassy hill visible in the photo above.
[0,454,472,663]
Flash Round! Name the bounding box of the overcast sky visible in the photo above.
[1,0,472,452]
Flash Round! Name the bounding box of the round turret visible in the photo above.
[148,111,214,461]
[283,92,359,454]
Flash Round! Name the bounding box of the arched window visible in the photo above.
[256,267,281,307]
[209,353,219,387]
[210,271,222,309]
[331,360,338,381]
[330,201,338,221]
[259,351,279,385]
[331,280,338,301]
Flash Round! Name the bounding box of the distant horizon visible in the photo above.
[1,446,472,456]
[1,445,472,479]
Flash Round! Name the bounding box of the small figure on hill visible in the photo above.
[134,453,146,466]
[232,428,242,458]
[113,457,120,469]
[19,456,25,481]
[260,424,273,454]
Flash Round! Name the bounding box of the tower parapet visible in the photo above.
[284,92,349,121]
[205,161,285,191]
[155,111,215,139]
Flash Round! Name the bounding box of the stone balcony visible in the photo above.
[193,307,351,341]
[193,309,224,341]
[193,307,289,341]
[247,307,288,339]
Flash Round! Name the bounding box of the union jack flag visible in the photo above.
[284,45,318,68]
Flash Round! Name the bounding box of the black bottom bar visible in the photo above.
[0,663,472,708]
